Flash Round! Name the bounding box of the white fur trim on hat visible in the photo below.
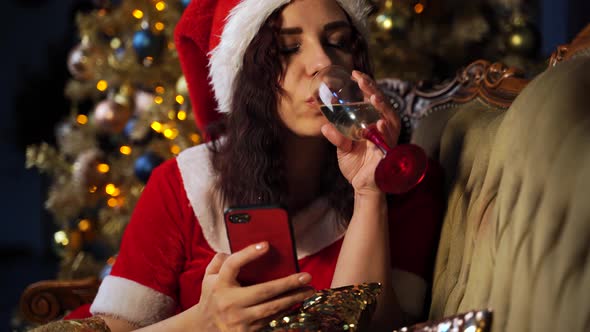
[209,0,372,114]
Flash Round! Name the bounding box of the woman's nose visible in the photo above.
[306,43,333,76]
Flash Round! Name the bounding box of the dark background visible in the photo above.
[0,0,588,330]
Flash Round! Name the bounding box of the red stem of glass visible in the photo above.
[363,127,391,155]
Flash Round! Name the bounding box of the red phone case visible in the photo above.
[224,205,299,286]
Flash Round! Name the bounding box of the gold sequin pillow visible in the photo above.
[260,283,382,332]
[393,309,493,332]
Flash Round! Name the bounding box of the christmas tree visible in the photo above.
[368,0,543,80]
[26,0,199,280]
[26,0,541,281]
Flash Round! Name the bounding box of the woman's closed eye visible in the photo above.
[280,39,350,56]
[326,38,352,51]
[280,43,301,55]
[325,31,353,52]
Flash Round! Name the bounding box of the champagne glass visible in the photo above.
[311,65,428,194]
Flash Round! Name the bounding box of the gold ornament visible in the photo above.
[92,99,132,134]
[67,43,96,81]
[55,122,97,157]
[72,149,108,188]
[134,90,155,115]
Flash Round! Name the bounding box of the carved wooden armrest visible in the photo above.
[19,277,100,324]
[550,23,590,66]
[377,60,528,143]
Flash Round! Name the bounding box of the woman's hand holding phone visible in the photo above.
[192,242,314,332]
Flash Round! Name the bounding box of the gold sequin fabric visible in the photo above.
[393,309,493,332]
[29,316,111,332]
[260,282,382,332]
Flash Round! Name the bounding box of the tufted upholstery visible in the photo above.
[411,53,590,331]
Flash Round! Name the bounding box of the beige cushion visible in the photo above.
[414,56,590,331]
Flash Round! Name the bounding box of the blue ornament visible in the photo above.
[132,30,164,60]
[181,0,191,8]
[123,117,137,138]
[134,152,164,182]
[123,117,152,144]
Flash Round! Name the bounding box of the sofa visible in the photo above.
[21,25,590,331]
[380,24,590,331]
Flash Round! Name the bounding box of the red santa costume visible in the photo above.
[86,0,445,327]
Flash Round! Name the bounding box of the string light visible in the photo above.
[151,121,163,132]
[76,114,88,125]
[132,9,144,19]
[96,80,108,91]
[376,15,393,30]
[155,86,165,94]
[54,231,69,246]
[107,198,118,208]
[177,110,187,121]
[120,146,132,155]
[163,128,179,139]
[155,1,166,11]
[190,133,201,144]
[89,185,98,193]
[143,56,154,67]
[154,96,164,104]
[154,22,165,31]
[168,110,176,120]
[170,145,181,155]
[105,184,121,197]
[97,163,110,173]
[110,38,122,49]
[414,3,424,14]
[511,34,523,46]
[78,219,91,232]
[175,95,185,104]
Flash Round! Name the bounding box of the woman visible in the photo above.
[88,0,444,331]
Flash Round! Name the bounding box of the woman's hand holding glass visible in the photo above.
[320,70,398,195]
[315,66,428,194]
[192,242,314,331]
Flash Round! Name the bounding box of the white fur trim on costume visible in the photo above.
[176,143,229,254]
[90,275,175,327]
[391,268,427,319]
[176,143,346,259]
[209,0,372,114]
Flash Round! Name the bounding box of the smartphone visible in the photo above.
[224,204,299,286]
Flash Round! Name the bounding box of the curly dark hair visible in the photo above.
[209,5,373,222]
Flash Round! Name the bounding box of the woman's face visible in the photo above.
[277,0,355,137]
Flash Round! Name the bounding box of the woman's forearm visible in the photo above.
[331,192,405,330]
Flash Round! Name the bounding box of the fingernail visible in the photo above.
[298,273,312,284]
[255,242,266,250]
[374,94,384,104]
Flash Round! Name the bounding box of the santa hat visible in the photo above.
[174,0,372,133]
